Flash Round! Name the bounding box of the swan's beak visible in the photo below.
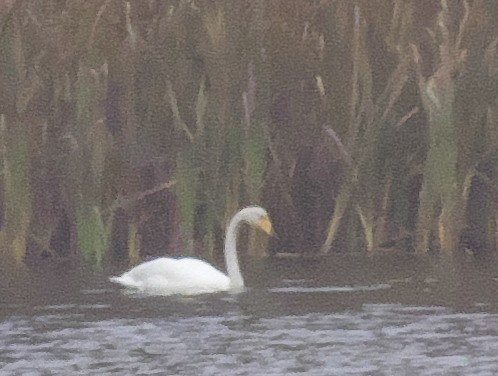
[258,216,274,236]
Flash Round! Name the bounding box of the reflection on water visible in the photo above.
[2,254,498,375]
[270,283,391,293]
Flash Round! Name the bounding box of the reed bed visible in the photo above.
[0,0,497,267]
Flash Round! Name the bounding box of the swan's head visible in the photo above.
[238,206,273,235]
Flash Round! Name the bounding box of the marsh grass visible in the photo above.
[1,1,498,267]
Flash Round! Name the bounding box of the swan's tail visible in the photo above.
[109,276,123,284]
[109,274,139,288]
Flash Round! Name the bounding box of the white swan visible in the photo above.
[109,206,273,295]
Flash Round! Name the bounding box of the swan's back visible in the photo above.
[109,257,231,295]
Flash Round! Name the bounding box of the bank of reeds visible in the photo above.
[1,0,498,267]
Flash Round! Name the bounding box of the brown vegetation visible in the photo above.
[1,0,498,267]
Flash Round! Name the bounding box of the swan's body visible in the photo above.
[109,206,272,295]
[109,257,231,295]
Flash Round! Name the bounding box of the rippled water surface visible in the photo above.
[3,254,498,375]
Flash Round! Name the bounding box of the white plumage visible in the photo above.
[109,206,272,296]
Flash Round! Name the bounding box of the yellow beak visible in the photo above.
[258,216,273,236]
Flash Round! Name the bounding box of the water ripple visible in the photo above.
[270,283,391,293]
[2,304,498,375]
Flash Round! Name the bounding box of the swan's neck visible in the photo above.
[224,213,244,289]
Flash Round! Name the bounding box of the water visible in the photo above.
[2,254,498,375]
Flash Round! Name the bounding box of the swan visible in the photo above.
[109,206,273,295]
